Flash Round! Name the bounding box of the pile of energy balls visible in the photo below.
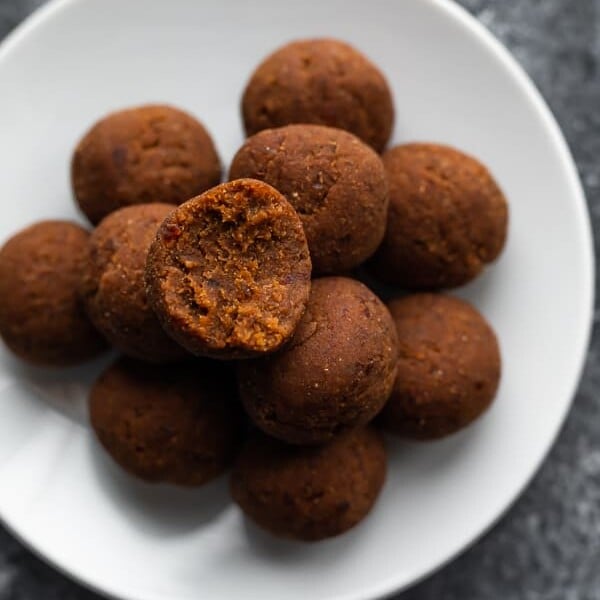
[0,39,507,542]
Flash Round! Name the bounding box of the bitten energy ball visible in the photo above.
[237,277,398,445]
[380,294,501,440]
[90,358,244,486]
[72,105,221,224]
[0,221,106,366]
[80,203,187,363]
[242,39,394,152]
[231,427,386,541]
[369,144,508,289]
[145,178,311,359]
[229,124,388,274]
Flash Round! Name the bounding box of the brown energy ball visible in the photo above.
[229,124,389,274]
[231,427,386,541]
[380,293,501,440]
[90,357,244,486]
[145,178,311,360]
[0,221,106,366]
[72,104,221,224]
[369,144,508,289]
[80,203,187,363]
[242,38,394,153]
[237,277,398,445]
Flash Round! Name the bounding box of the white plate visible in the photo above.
[0,0,594,599]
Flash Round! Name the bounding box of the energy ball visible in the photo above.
[72,105,221,224]
[242,38,394,152]
[237,277,398,445]
[145,178,311,360]
[231,427,386,541]
[229,124,389,274]
[369,144,508,289]
[0,221,106,366]
[90,357,244,486]
[80,203,187,363]
[380,293,501,440]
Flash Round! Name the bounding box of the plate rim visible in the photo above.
[0,0,595,599]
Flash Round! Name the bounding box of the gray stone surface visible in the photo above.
[0,0,599,598]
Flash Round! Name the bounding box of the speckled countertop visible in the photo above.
[0,0,599,598]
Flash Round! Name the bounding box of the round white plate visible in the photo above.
[0,0,594,599]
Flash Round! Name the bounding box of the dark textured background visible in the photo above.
[0,0,599,598]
